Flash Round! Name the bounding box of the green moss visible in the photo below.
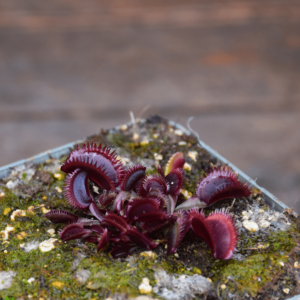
[211,229,298,297]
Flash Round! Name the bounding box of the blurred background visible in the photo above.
[0,0,300,212]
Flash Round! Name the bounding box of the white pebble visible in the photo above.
[27,277,35,284]
[152,133,159,139]
[243,220,259,232]
[132,133,139,140]
[20,241,39,253]
[178,141,187,146]
[220,284,226,290]
[39,238,59,252]
[183,163,192,171]
[139,277,152,293]
[120,124,128,131]
[0,225,15,240]
[283,288,290,294]
[154,153,163,160]
[10,209,26,221]
[187,151,198,162]
[47,229,55,237]
[258,220,271,229]
[6,180,19,189]
[174,129,183,136]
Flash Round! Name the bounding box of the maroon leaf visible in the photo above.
[97,229,110,252]
[165,169,184,195]
[101,213,128,233]
[59,223,91,241]
[157,164,165,177]
[165,152,185,176]
[166,212,188,255]
[61,142,125,191]
[143,174,169,195]
[196,166,251,206]
[64,169,94,209]
[125,197,160,220]
[174,196,207,212]
[45,209,78,224]
[98,192,117,208]
[89,202,105,222]
[110,244,132,258]
[189,209,237,260]
[120,164,146,191]
[90,225,104,234]
[113,190,131,213]
[125,228,159,249]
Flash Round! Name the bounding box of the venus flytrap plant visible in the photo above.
[45,142,251,259]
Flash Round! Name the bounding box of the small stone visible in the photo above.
[41,207,50,214]
[0,225,15,240]
[120,124,128,131]
[39,238,59,252]
[294,262,300,269]
[221,284,226,290]
[0,191,5,197]
[3,208,11,216]
[207,278,212,283]
[16,231,28,240]
[183,163,192,171]
[132,133,139,140]
[74,269,91,284]
[47,229,55,237]
[27,206,35,215]
[259,220,271,229]
[3,250,7,254]
[10,209,26,221]
[187,151,198,162]
[174,129,183,136]
[139,277,152,294]
[181,189,192,199]
[283,288,290,294]
[174,253,179,258]
[140,251,157,260]
[152,133,159,139]
[242,220,259,232]
[248,210,253,215]
[154,153,163,160]
[27,277,35,284]
[178,141,187,146]
[55,186,62,193]
[6,180,19,189]
[241,211,248,216]
[42,196,47,200]
[20,240,39,252]
[87,281,101,290]
[140,139,149,146]
[0,271,16,290]
[53,173,63,180]
[242,215,249,220]
[51,281,64,289]
[278,262,284,267]
[258,209,264,213]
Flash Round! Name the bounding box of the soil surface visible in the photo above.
[0,116,299,300]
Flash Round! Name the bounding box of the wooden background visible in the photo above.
[0,0,300,212]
